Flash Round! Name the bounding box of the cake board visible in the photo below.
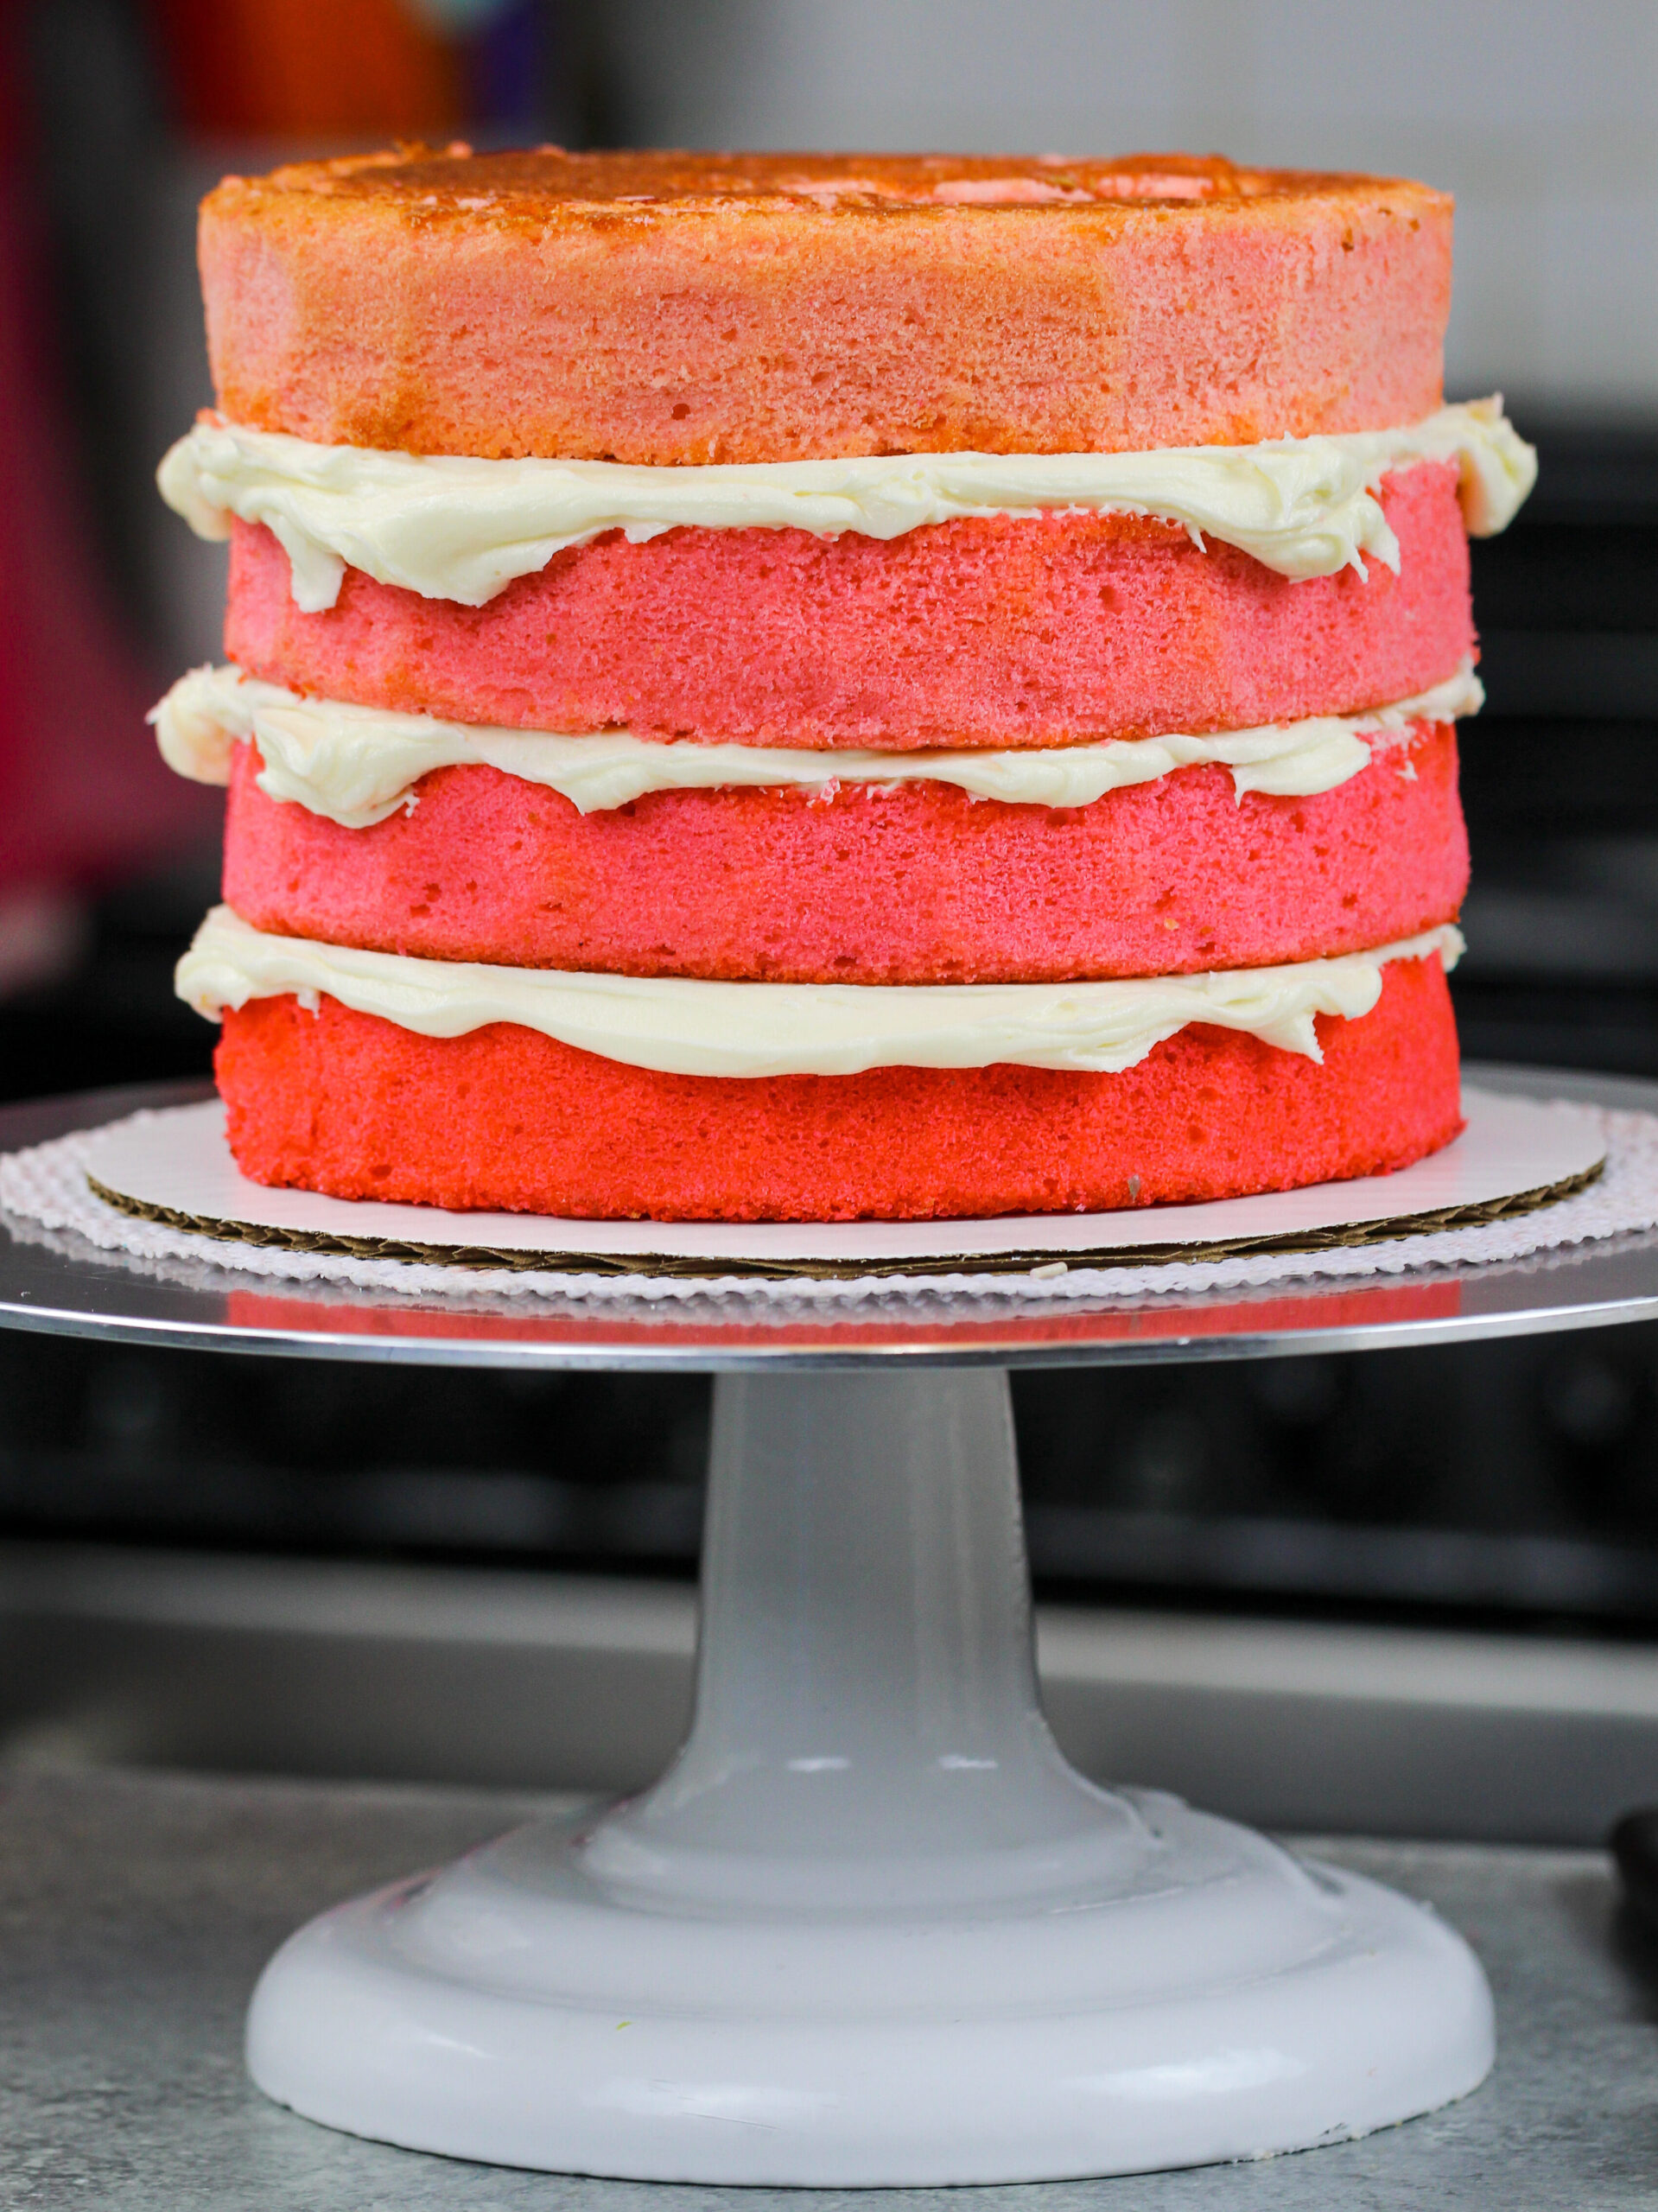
[3,1066,1658,2184]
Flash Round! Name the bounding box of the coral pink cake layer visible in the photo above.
[224,465,1471,750]
[215,952,1463,1223]
[222,726,1467,986]
[200,151,1452,467]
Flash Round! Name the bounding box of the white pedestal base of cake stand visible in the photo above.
[245,1370,1493,2185]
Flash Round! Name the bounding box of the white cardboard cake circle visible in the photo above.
[79,1087,1606,1277]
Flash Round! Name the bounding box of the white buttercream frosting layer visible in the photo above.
[154,664,1483,827]
[158,401,1535,613]
[177,906,1464,1078]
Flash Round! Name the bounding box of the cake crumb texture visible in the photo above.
[200,148,1452,463]
[215,954,1462,1223]
[221,727,1468,986]
[224,465,1472,750]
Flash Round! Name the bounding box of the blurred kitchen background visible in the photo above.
[3,0,1658,1829]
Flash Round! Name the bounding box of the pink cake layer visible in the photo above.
[215,952,1463,1222]
[224,464,1472,750]
[222,723,1466,985]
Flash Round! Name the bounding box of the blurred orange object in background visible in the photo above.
[152,0,462,140]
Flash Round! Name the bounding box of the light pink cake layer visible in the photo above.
[225,464,1473,750]
[223,723,1465,985]
[200,151,1452,466]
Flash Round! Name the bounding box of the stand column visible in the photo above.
[586,1370,1134,1897]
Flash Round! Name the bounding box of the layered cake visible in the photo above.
[156,149,1534,1222]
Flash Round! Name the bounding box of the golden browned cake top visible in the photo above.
[213,144,1439,224]
[200,147,1453,464]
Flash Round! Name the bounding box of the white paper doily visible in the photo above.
[0,1089,1649,1307]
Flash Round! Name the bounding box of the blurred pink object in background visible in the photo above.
[0,15,213,992]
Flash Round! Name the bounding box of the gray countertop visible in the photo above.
[3,1767,1656,2209]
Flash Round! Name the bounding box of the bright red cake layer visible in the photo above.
[224,466,1472,750]
[222,725,1467,985]
[215,952,1463,1223]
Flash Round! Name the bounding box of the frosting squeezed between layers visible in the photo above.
[153,664,1483,827]
[158,401,1535,613]
[178,906,1464,1078]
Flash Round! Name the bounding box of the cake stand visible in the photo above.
[3,1065,1656,2186]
